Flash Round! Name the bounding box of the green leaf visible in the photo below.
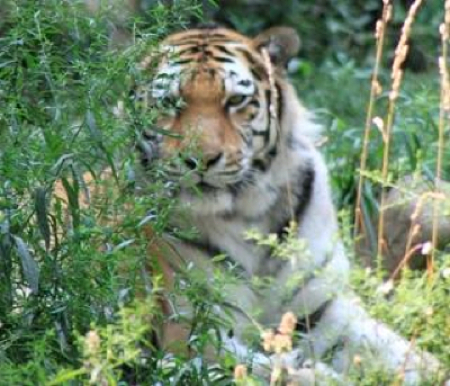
[13,235,39,294]
[34,187,51,251]
[86,110,103,143]
[60,175,80,231]
[47,368,87,385]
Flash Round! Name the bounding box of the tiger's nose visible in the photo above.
[183,152,223,170]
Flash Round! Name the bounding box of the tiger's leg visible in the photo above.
[289,156,448,384]
[301,295,448,385]
[336,295,448,385]
[222,334,347,385]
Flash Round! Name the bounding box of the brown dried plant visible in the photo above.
[432,0,450,277]
[354,0,392,239]
[373,0,424,272]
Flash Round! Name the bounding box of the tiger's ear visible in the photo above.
[253,27,301,68]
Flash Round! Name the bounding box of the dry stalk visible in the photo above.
[431,0,450,279]
[403,191,437,257]
[376,0,424,274]
[390,243,423,281]
[354,0,392,238]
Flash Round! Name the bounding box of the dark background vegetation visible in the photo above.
[0,0,448,384]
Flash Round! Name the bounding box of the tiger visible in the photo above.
[135,25,449,385]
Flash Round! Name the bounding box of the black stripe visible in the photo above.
[296,299,332,334]
[264,89,272,144]
[252,159,268,172]
[212,56,235,63]
[179,237,249,278]
[250,68,262,81]
[252,129,267,136]
[172,58,194,65]
[234,48,265,81]
[235,48,258,67]
[275,165,315,240]
[267,146,277,159]
[177,46,202,55]
[293,167,315,220]
[213,45,235,56]
[251,146,277,173]
[322,338,347,362]
[248,99,260,108]
[238,130,252,145]
[275,82,283,121]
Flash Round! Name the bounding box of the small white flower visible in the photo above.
[353,354,363,366]
[442,268,450,279]
[372,116,384,131]
[376,279,394,296]
[421,242,432,255]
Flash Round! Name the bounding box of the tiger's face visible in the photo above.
[137,26,300,193]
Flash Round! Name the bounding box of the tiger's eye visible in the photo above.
[227,95,248,107]
[158,96,185,114]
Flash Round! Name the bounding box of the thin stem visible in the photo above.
[354,2,391,238]
[376,0,424,275]
[431,2,450,279]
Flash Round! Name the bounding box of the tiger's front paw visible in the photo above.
[286,359,347,386]
[274,348,305,370]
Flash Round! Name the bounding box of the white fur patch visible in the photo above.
[151,63,181,99]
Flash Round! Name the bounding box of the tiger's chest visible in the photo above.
[175,171,312,278]
[189,214,281,276]
[170,194,319,326]
[171,150,314,272]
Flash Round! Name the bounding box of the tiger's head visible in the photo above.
[136,26,301,198]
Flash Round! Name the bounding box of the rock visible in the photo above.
[380,176,450,274]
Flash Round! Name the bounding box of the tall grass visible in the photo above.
[376,0,424,273]
[349,0,450,377]
[354,0,449,277]
[354,0,392,245]
[433,0,450,267]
